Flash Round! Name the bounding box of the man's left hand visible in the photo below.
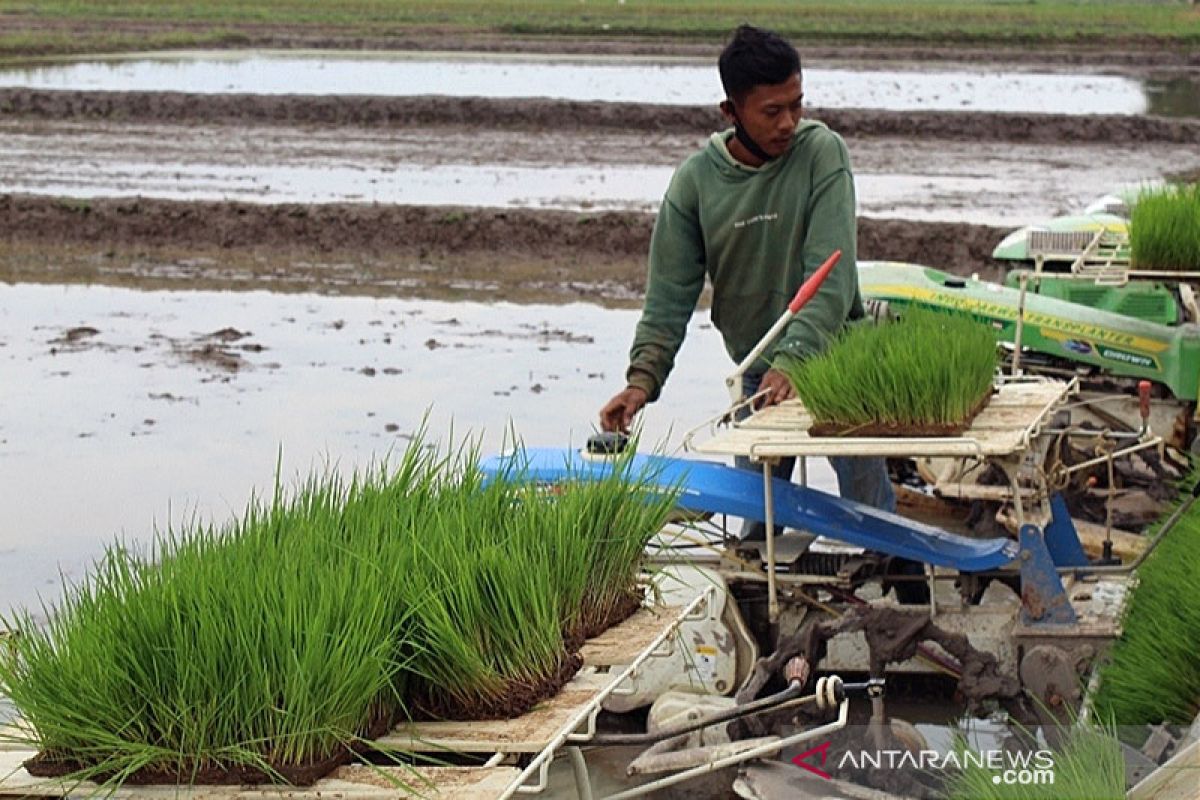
[755,368,796,409]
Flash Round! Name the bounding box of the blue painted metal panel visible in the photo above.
[1018,523,1078,624]
[482,448,1020,573]
[1043,494,1089,567]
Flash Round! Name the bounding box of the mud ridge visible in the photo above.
[0,194,1009,287]
[2,16,1198,68]
[3,90,1198,145]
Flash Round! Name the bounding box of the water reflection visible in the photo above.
[0,50,1156,116]
[0,282,841,615]
[1145,74,1200,118]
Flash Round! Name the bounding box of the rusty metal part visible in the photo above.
[1018,644,1094,747]
[784,656,810,686]
[731,606,1027,739]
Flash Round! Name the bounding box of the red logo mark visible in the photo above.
[791,741,833,780]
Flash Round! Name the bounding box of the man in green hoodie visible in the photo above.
[598,24,895,533]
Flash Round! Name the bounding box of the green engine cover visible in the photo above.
[1000,275,1181,327]
[992,213,1129,264]
[859,261,1200,402]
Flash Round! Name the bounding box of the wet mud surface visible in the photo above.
[0,283,750,615]
[4,89,1199,144]
[3,53,1175,115]
[48,321,261,376]
[5,119,1194,225]
[2,16,1199,70]
[2,52,1194,291]
[0,195,1010,302]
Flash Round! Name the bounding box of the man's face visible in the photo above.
[725,72,804,160]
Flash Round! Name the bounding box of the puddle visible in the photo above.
[1145,74,1200,118]
[0,50,1161,116]
[0,283,840,616]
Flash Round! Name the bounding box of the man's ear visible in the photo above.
[719,99,737,125]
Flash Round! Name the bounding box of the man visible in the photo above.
[598,24,895,529]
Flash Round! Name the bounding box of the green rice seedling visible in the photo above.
[396,471,570,719]
[1093,477,1200,725]
[776,308,999,432]
[0,446,441,787]
[941,717,1125,800]
[0,430,680,785]
[480,440,681,643]
[525,457,679,642]
[1130,183,1200,271]
[397,444,680,718]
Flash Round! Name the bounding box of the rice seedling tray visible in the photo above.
[0,599,696,800]
[380,601,685,754]
[690,378,1070,460]
[805,389,994,437]
[0,749,520,800]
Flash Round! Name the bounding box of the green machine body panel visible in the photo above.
[859,261,1200,402]
[991,209,1179,326]
[991,212,1129,263]
[988,208,1185,331]
[999,275,1181,326]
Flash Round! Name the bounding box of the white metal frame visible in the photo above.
[496,589,714,799]
[683,377,1076,622]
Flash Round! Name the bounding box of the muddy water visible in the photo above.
[0,157,670,212]
[7,121,1198,226]
[0,50,1158,116]
[1146,74,1200,118]
[0,282,840,617]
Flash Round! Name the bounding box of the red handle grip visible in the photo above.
[1138,380,1151,421]
[788,250,842,314]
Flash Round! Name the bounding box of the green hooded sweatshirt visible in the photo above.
[626,119,864,401]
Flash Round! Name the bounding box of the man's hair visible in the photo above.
[718,24,801,103]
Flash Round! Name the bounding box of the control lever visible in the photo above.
[1137,380,1151,435]
[831,677,886,703]
[586,431,630,455]
[725,250,841,403]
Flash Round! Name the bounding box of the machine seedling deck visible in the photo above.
[688,377,1070,460]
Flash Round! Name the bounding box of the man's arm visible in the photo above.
[625,194,707,402]
[773,133,858,364]
[600,190,705,432]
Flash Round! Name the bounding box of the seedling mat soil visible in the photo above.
[806,390,995,438]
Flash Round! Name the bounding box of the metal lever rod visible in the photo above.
[724,250,842,403]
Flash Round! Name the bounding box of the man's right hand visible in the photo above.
[599,386,649,433]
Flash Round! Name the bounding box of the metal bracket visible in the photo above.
[1018,524,1078,624]
[1043,493,1089,567]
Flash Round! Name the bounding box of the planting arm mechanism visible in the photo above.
[725,250,842,403]
[482,448,1019,573]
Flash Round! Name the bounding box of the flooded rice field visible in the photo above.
[2,39,1196,646]
[2,49,1193,117]
[4,120,1197,225]
[0,282,839,616]
[1,37,1195,798]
